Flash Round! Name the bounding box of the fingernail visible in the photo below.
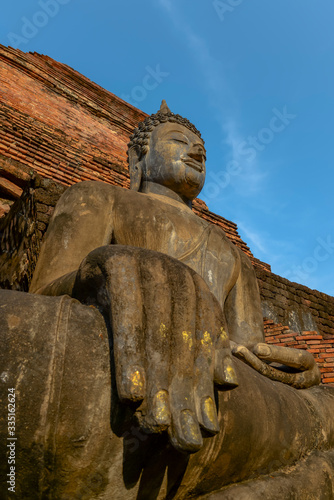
[201,397,219,434]
[168,409,203,453]
[256,344,271,357]
[126,367,145,401]
[222,357,238,387]
[201,331,213,349]
[220,327,228,341]
[179,409,203,448]
[152,390,170,426]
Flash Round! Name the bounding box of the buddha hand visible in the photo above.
[72,244,238,453]
[231,341,321,389]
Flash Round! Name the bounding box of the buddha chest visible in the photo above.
[112,191,238,307]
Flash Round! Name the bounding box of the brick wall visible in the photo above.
[256,267,334,339]
[264,319,334,385]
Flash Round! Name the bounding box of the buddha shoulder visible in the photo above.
[52,181,125,217]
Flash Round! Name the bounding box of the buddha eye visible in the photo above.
[173,138,188,144]
[165,133,189,145]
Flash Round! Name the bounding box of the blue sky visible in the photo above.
[1,0,334,296]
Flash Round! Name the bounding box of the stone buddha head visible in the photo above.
[128,101,206,207]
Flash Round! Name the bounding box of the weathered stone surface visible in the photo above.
[0,290,111,498]
[1,289,334,498]
[201,450,334,499]
[0,180,40,291]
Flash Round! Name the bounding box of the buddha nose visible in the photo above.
[188,144,206,163]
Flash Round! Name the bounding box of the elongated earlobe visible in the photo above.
[128,147,143,192]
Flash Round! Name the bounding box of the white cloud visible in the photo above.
[236,220,301,271]
[222,119,268,196]
[237,221,267,255]
[183,28,229,98]
[156,1,266,197]
[157,0,229,103]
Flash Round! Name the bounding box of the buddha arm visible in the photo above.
[29,181,116,295]
[225,249,321,388]
[224,247,265,347]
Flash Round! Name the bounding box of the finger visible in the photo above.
[232,344,321,389]
[193,355,219,435]
[104,247,147,403]
[134,253,172,432]
[167,262,203,453]
[232,343,266,372]
[192,272,238,388]
[73,246,147,403]
[215,327,238,388]
[191,273,220,434]
[290,364,321,388]
[253,343,316,371]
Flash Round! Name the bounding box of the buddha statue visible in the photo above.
[1,101,334,498]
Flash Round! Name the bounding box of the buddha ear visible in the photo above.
[128,147,143,191]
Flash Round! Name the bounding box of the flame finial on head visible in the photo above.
[160,99,171,114]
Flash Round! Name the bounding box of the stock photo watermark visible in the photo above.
[213,0,245,22]
[284,236,334,283]
[7,387,16,494]
[121,65,169,107]
[203,106,296,199]
[7,0,71,48]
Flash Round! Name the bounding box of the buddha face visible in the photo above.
[142,122,206,200]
